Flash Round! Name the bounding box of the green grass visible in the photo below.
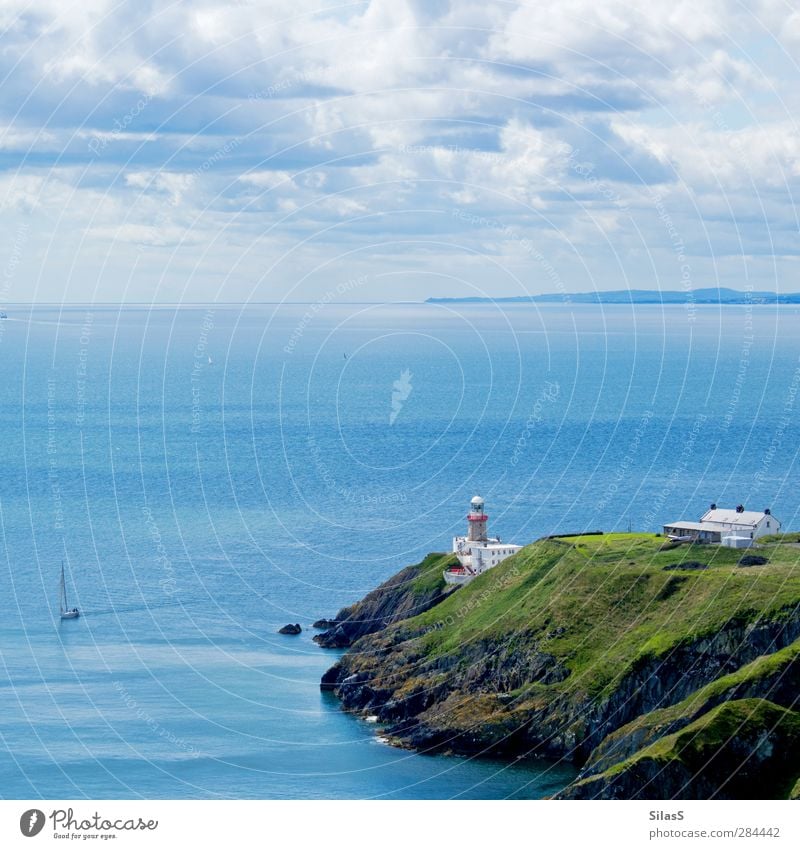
[402,534,800,697]
[407,552,455,596]
[640,699,796,761]
[758,533,800,545]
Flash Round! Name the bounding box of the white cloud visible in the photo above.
[0,172,77,214]
[0,125,59,151]
[669,49,767,106]
[125,171,196,205]
[612,119,800,189]
[238,171,294,190]
[779,11,800,46]
[0,0,798,300]
[491,1,736,68]
[87,223,205,247]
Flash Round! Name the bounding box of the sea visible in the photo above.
[0,301,798,799]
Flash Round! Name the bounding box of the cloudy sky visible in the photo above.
[1,0,799,303]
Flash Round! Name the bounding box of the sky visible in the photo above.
[1,0,799,304]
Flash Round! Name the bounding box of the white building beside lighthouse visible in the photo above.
[443,495,522,585]
[663,503,780,547]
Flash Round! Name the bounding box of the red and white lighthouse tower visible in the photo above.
[447,495,522,585]
[466,495,488,542]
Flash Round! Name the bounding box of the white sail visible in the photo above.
[59,561,79,619]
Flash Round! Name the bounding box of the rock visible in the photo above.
[320,663,343,691]
[278,623,302,635]
[314,625,352,648]
[739,555,769,567]
[313,552,458,648]
[558,700,800,800]
[312,619,338,629]
[581,640,800,777]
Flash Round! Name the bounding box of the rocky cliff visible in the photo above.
[318,533,800,799]
[313,552,459,648]
[560,700,800,799]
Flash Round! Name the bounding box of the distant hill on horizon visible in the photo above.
[427,287,800,305]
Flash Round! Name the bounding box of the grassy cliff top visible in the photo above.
[408,552,456,595]
[408,533,800,696]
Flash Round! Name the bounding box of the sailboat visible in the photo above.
[59,561,79,620]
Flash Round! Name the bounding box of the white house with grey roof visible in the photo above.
[664,504,780,547]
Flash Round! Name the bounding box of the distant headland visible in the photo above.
[427,287,800,305]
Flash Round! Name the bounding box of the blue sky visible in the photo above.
[1,0,799,303]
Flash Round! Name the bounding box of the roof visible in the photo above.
[700,508,774,527]
[665,510,780,535]
[664,521,713,532]
[457,538,521,550]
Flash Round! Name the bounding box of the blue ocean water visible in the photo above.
[0,301,798,799]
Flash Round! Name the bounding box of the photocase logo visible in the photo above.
[390,368,413,425]
[19,809,45,837]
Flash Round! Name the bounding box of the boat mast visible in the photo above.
[60,561,67,613]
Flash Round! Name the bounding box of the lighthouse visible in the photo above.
[445,495,522,585]
[467,495,488,542]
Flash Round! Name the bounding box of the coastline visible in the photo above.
[316,533,800,800]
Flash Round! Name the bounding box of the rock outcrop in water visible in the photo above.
[318,534,800,799]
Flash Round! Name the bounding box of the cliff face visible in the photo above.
[581,640,800,776]
[319,534,800,799]
[313,552,459,648]
[559,700,800,800]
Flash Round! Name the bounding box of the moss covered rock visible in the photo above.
[558,699,800,799]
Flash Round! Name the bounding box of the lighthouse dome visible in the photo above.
[471,495,484,507]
